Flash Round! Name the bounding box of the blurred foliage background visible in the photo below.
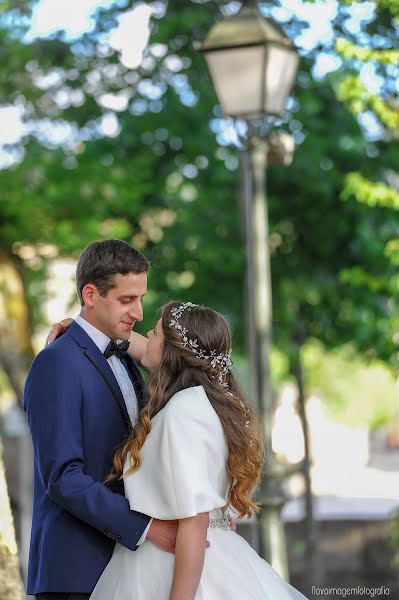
[1,0,399,582]
[0,0,399,412]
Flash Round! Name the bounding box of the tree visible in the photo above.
[0,442,24,600]
[1,0,397,361]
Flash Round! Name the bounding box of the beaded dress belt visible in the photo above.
[209,514,231,531]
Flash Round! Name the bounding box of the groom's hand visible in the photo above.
[146,519,179,554]
[227,514,237,532]
[146,519,211,554]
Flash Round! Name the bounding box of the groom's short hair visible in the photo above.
[76,239,150,306]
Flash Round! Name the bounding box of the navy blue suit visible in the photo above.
[24,321,151,595]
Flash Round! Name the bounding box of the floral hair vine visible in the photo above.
[169,302,233,390]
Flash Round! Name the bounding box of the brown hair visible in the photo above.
[108,301,264,518]
[76,239,150,306]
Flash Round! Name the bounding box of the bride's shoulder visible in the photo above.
[164,385,217,422]
[166,384,208,408]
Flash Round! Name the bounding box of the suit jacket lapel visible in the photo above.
[67,322,131,429]
[84,350,131,428]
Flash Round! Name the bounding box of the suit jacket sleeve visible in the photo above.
[24,348,150,550]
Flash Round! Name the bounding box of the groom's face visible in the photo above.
[84,271,147,340]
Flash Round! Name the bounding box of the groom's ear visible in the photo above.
[81,283,97,307]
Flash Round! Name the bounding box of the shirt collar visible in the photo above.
[75,315,111,354]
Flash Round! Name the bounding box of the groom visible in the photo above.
[24,239,178,600]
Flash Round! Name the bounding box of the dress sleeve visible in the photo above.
[123,385,229,520]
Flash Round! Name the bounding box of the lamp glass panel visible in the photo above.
[204,46,264,118]
[264,46,299,115]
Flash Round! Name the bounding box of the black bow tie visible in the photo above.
[104,340,130,360]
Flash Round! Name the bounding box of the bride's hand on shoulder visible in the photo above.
[45,318,74,347]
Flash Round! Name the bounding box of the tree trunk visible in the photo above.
[0,440,25,600]
[293,346,322,593]
[386,376,399,449]
[0,251,35,408]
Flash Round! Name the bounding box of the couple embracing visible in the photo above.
[24,239,308,599]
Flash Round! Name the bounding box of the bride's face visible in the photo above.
[141,318,164,371]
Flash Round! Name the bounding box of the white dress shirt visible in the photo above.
[75,315,138,424]
[75,315,152,544]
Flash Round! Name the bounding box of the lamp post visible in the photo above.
[198,0,299,578]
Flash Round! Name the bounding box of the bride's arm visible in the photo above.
[169,512,209,600]
[127,331,148,365]
[45,320,149,365]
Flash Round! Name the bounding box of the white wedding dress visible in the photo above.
[90,385,308,599]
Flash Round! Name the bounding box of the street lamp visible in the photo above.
[199,0,298,120]
[198,0,299,579]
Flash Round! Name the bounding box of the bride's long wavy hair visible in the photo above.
[107,301,264,518]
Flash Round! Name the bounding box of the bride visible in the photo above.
[86,300,308,600]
